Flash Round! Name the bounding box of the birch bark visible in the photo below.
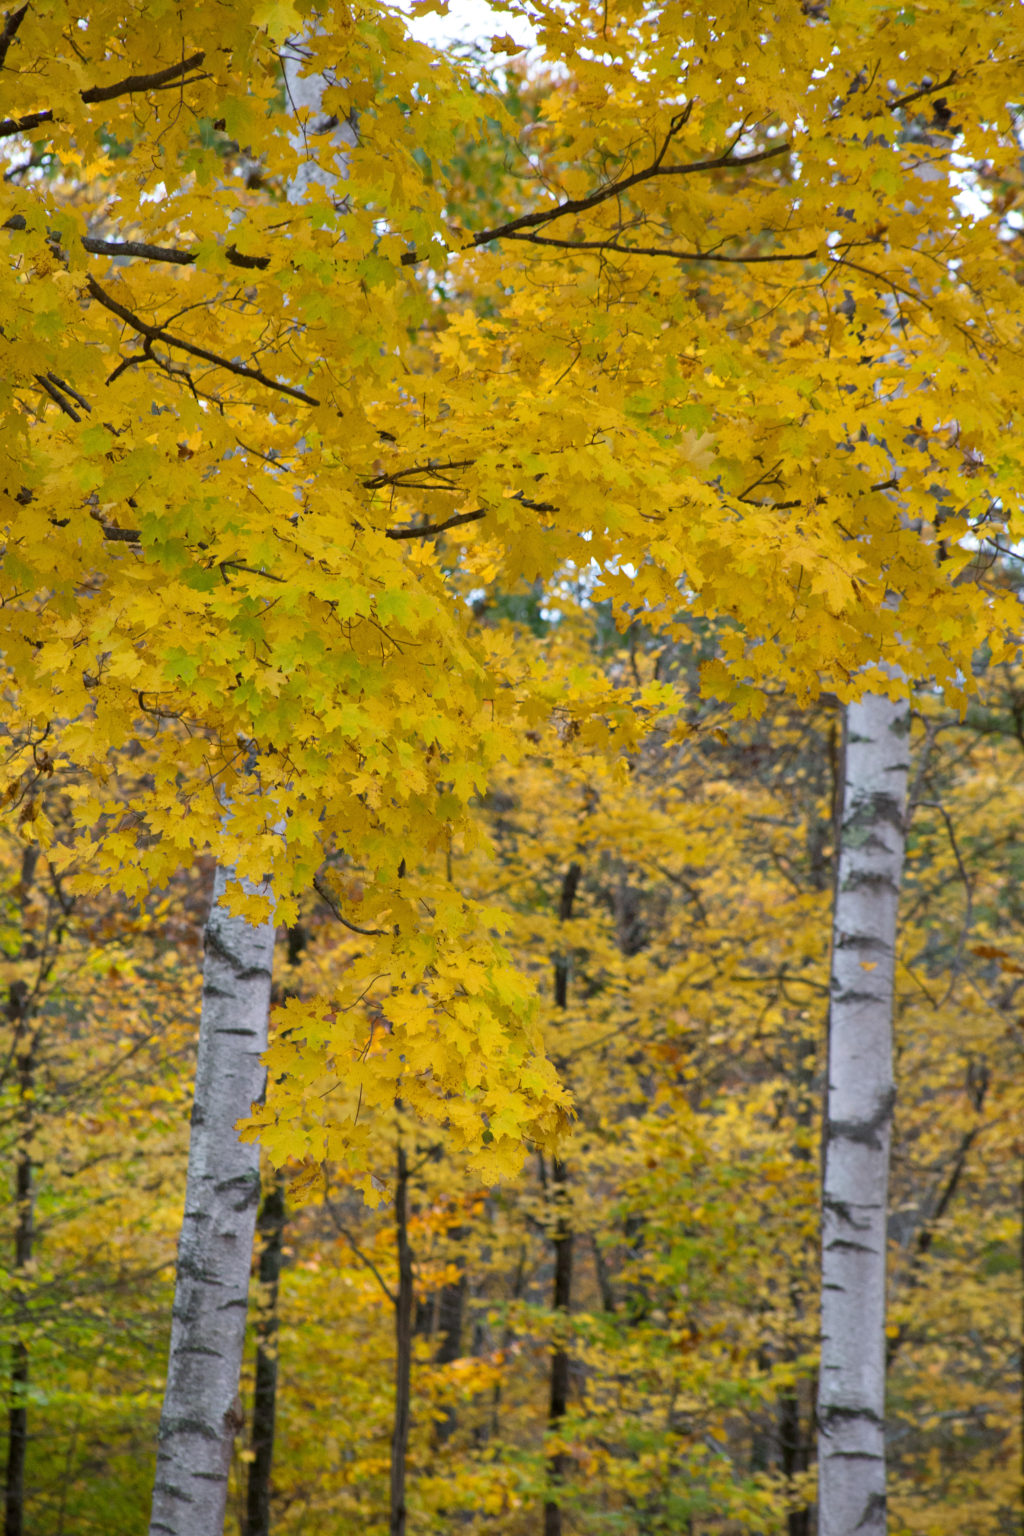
[148,867,276,1536]
[817,692,910,1536]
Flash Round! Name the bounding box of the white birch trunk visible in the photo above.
[148,867,276,1536]
[149,39,351,1536]
[818,692,910,1536]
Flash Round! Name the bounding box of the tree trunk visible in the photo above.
[817,693,909,1536]
[391,1141,413,1536]
[4,982,33,1536]
[148,866,276,1536]
[243,1173,286,1536]
[544,1156,574,1536]
[544,861,580,1536]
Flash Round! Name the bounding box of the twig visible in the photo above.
[313,873,385,936]
[34,374,82,420]
[324,1202,397,1305]
[501,230,818,263]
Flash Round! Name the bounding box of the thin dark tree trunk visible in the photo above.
[780,1384,810,1536]
[391,1141,413,1536]
[242,920,305,1536]
[591,1233,616,1315]
[4,981,33,1536]
[544,861,580,1536]
[243,1173,286,1536]
[544,1155,574,1536]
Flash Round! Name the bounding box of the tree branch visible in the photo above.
[34,373,89,421]
[0,4,29,72]
[79,52,207,105]
[0,110,52,140]
[324,1202,397,1306]
[887,72,958,113]
[384,508,486,541]
[313,874,386,936]
[401,140,792,266]
[81,235,270,271]
[85,275,320,406]
[0,52,207,141]
[498,231,818,263]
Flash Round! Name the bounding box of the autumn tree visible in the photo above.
[1,0,1022,1181]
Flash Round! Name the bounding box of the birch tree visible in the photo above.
[150,35,355,1532]
[818,692,910,1536]
[148,865,277,1536]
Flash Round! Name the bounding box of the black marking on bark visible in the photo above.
[827,1238,876,1254]
[857,1492,887,1527]
[178,1344,223,1358]
[213,1026,259,1036]
[845,790,905,831]
[843,869,900,893]
[822,1191,859,1216]
[835,932,889,952]
[152,1480,194,1503]
[204,926,273,981]
[833,987,884,1005]
[191,1470,229,1482]
[215,1172,260,1211]
[177,1257,221,1282]
[820,1404,883,1429]
[823,1195,863,1225]
[827,1088,895,1148]
[163,1415,222,1439]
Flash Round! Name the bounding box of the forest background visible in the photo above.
[0,1,1022,1533]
